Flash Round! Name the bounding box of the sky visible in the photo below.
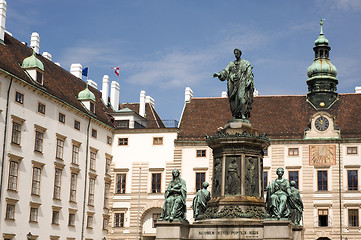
[5,0,361,122]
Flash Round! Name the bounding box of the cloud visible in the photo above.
[316,0,361,12]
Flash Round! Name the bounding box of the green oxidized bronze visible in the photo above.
[213,48,254,122]
[266,167,303,226]
[192,182,211,220]
[200,205,266,220]
[158,169,188,222]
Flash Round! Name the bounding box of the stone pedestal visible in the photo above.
[155,221,190,240]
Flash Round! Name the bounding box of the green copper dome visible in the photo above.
[307,59,337,78]
[78,85,96,102]
[22,50,44,71]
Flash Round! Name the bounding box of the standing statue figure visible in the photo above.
[225,159,241,195]
[159,169,187,222]
[192,182,211,220]
[213,48,254,121]
[289,181,304,226]
[266,167,291,219]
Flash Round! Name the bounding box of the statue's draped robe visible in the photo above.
[218,59,254,119]
[289,187,304,225]
[266,178,291,218]
[160,177,187,220]
[192,188,210,219]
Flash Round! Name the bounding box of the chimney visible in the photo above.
[0,0,6,42]
[145,96,155,108]
[70,63,82,79]
[139,90,146,117]
[101,75,109,104]
[30,32,40,54]
[221,91,227,97]
[110,81,120,111]
[87,80,97,89]
[185,87,193,102]
[253,88,259,96]
[355,87,361,93]
[42,52,52,61]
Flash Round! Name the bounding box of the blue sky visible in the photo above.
[6,0,361,121]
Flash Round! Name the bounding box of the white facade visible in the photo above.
[0,74,113,239]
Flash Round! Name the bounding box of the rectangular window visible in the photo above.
[90,152,96,170]
[8,161,19,191]
[115,120,129,129]
[34,131,43,152]
[118,138,128,146]
[263,148,268,156]
[70,173,77,202]
[5,204,15,220]
[36,71,43,84]
[30,207,39,222]
[348,170,358,191]
[37,103,45,114]
[31,167,41,195]
[195,172,205,191]
[196,150,206,157]
[347,147,358,155]
[15,91,24,104]
[56,139,64,159]
[152,213,161,228]
[104,182,110,208]
[87,215,93,228]
[68,213,75,226]
[151,173,161,193]
[11,122,21,145]
[288,171,299,189]
[114,213,124,227]
[91,129,97,138]
[53,168,62,199]
[348,209,359,227]
[317,170,328,191]
[105,157,111,175]
[318,209,328,227]
[263,171,268,191]
[107,136,112,145]
[153,137,163,145]
[52,210,60,224]
[116,173,126,194]
[103,216,109,230]
[72,145,79,164]
[288,148,299,156]
[74,120,80,130]
[90,102,95,113]
[88,178,95,206]
[58,113,65,123]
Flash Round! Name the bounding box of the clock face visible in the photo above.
[315,116,329,131]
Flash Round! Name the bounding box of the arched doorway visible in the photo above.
[141,207,162,240]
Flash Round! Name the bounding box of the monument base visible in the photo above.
[156,219,304,240]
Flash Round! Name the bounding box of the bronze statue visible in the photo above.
[192,182,211,220]
[289,181,303,226]
[266,167,291,219]
[158,169,187,222]
[225,159,240,195]
[213,48,254,121]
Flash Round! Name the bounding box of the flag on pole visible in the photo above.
[82,67,88,77]
[111,67,120,77]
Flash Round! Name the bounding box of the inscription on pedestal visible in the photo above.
[191,226,263,239]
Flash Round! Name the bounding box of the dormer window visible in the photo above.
[90,102,95,113]
[36,71,43,84]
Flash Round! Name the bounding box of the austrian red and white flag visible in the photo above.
[111,67,120,77]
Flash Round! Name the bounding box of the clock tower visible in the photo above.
[306,19,338,109]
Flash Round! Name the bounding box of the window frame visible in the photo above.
[68,212,76,226]
[104,182,110,209]
[53,168,62,200]
[288,148,299,156]
[91,128,97,138]
[347,169,358,191]
[56,138,64,159]
[31,167,42,196]
[118,138,128,146]
[37,102,45,114]
[5,203,16,220]
[288,171,299,189]
[107,136,112,145]
[115,173,126,194]
[34,130,44,153]
[88,177,95,206]
[105,157,111,175]
[58,112,65,123]
[196,149,206,157]
[15,91,24,104]
[69,173,78,202]
[52,209,60,225]
[347,147,358,155]
[348,208,359,227]
[74,120,80,130]
[151,173,161,193]
[114,212,124,228]
[11,121,21,145]
[90,151,96,171]
[8,161,19,191]
[29,205,40,223]
[153,137,163,145]
[72,144,79,165]
[87,213,94,229]
[195,172,206,192]
[317,170,328,191]
[318,209,329,227]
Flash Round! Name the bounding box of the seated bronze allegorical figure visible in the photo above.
[192,182,211,220]
[158,169,187,222]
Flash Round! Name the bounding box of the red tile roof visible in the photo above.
[177,94,361,141]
